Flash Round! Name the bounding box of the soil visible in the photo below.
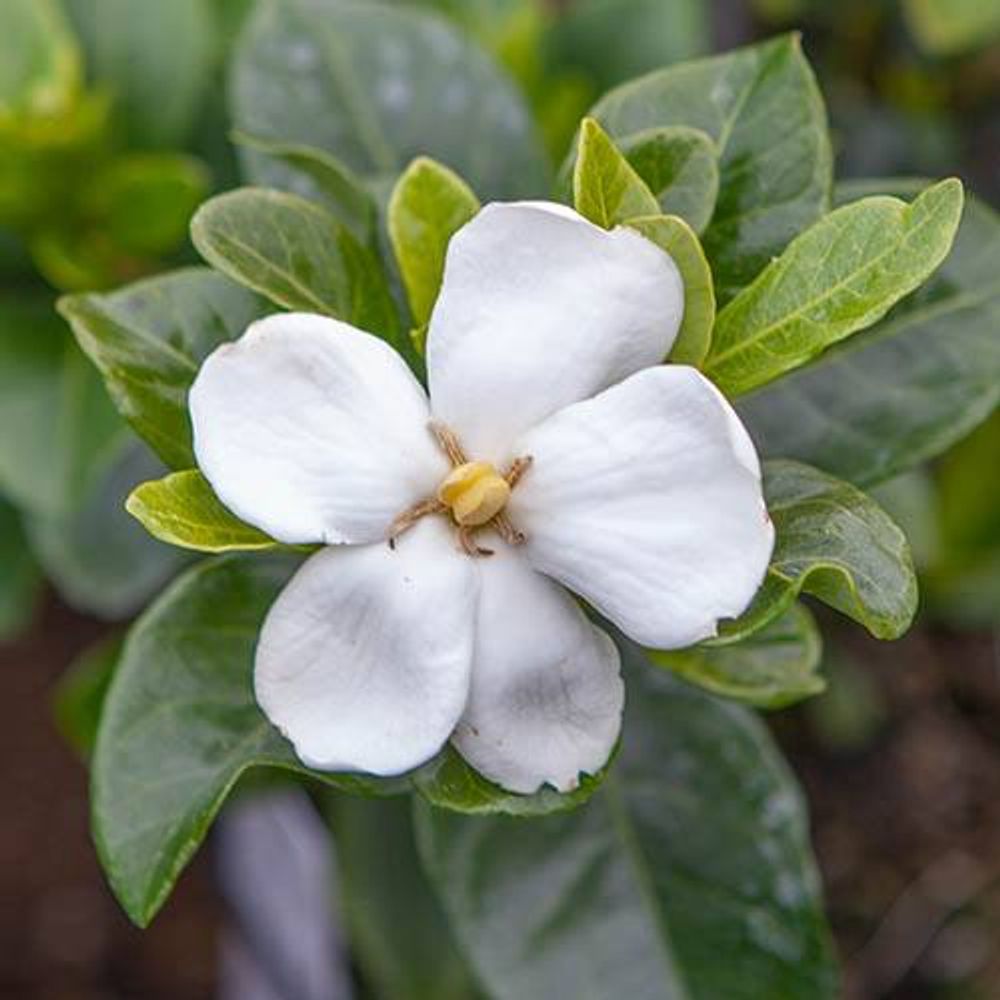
[1,596,997,999]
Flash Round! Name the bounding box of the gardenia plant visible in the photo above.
[187,201,774,792]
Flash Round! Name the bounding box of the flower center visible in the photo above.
[388,422,532,557]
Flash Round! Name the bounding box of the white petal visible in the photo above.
[255,518,477,775]
[189,313,447,545]
[453,542,623,794]
[427,201,683,465]
[509,366,775,650]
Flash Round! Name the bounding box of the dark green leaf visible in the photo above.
[739,181,1000,487]
[583,34,832,303]
[230,0,549,200]
[417,642,838,1000]
[191,187,401,344]
[649,604,824,709]
[127,469,277,553]
[705,179,963,397]
[58,268,268,470]
[0,497,40,640]
[53,633,121,758]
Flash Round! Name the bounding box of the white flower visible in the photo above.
[188,202,774,794]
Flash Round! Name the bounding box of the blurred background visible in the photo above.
[1,0,998,997]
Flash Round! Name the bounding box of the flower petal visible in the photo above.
[189,313,447,545]
[255,518,477,775]
[453,542,623,794]
[427,201,683,464]
[509,366,775,649]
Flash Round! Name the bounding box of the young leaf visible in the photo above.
[705,179,964,397]
[90,553,404,928]
[388,157,479,330]
[573,117,659,229]
[722,460,918,642]
[621,126,719,234]
[649,604,824,709]
[127,469,277,553]
[739,182,1000,488]
[190,187,401,344]
[0,498,40,640]
[59,268,268,471]
[230,0,549,200]
[627,214,715,366]
[417,642,839,1000]
[583,34,832,303]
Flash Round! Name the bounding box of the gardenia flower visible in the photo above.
[188,202,774,794]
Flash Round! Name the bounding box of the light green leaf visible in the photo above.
[583,34,832,303]
[0,297,121,517]
[63,0,215,146]
[58,268,269,470]
[91,553,403,927]
[739,181,1000,488]
[649,604,824,709]
[191,187,402,345]
[627,213,715,366]
[27,438,187,619]
[230,0,549,200]
[53,633,120,758]
[0,497,40,640]
[705,178,964,397]
[722,460,918,643]
[327,795,480,1000]
[621,126,719,234]
[417,642,838,1000]
[389,156,479,330]
[127,469,277,553]
[573,117,659,229]
[903,0,1000,55]
[231,131,378,245]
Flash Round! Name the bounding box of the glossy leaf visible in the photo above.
[705,179,964,397]
[59,268,269,470]
[621,126,719,234]
[628,214,714,366]
[418,641,838,1000]
[739,181,1000,488]
[0,498,40,640]
[191,187,401,343]
[722,460,918,642]
[230,0,549,200]
[584,34,832,303]
[649,604,824,709]
[127,469,277,553]
[389,156,479,330]
[573,117,658,229]
[91,553,400,927]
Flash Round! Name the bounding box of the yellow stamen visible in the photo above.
[437,461,511,527]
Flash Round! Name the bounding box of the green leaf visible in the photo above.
[191,187,402,344]
[53,634,121,758]
[723,460,918,643]
[705,178,964,398]
[621,126,719,234]
[649,604,824,709]
[63,0,215,146]
[738,181,1000,488]
[0,0,80,119]
[127,469,277,553]
[328,795,480,1000]
[583,34,832,303]
[389,157,480,331]
[0,497,40,640]
[573,117,659,229]
[903,0,1000,55]
[91,553,400,927]
[230,0,549,200]
[627,214,715,366]
[417,642,839,1000]
[58,268,269,470]
[26,438,187,619]
[231,131,378,245]
[0,297,121,517]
